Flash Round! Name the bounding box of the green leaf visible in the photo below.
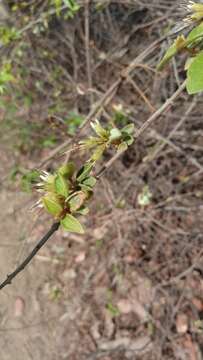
[157,35,186,70]
[184,57,194,71]
[76,206,89,215]
[186,21,203,46]
[55,174,69,197]
[82,176,97,188]
[61,214,84,234]
[121,123,135,135]
[76,163,93,182]
[126,135,134,146]
[80,184,93,192]
[54,0,62,17]
[43,174,56,192]
[80,136,101,149]
[68,191,87,212]
[91,144,106,161]
[58,162,75,179]
[117,142,128,152]
[91,120,109,138]
[186,51,203,94]
[109,128,122,142]
[42,195,63,217]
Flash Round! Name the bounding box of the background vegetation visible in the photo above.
[0,1,203,359]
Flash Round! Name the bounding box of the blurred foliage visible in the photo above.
[158,3,203,94]
[0,1,137,235]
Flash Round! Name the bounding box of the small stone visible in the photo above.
[62,269,77,280]
[14,297,25,317]
[117,299,132,314]
[75,251,86,263]
[176,313,188,334]
[93,226,107,240]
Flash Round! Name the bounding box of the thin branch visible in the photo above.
[96,81,186,178]
[0,222,60,290]
[85,0,93,106]
[0,79,187,291]
[133,80,187,141]
[38,35,166,168]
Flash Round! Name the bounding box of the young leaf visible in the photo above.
[126,135,134,146]
[76,206,89,215]
[91,144,106,161]
[42,174,56,192]
[186,22,203,46]
[68,191,87,212]
[58,162,75,179]
[42,195,63,217]
[157,35,186,70]
[80,184,93,192]
[91,119,109,138]
[186,51,203,94]
[117,142,128,152]
[76,163,93,182]
[121,123,135,135]
[61,214,84,234]
[109,128,122,142]
[55,174,69,197]
[80,136,100,149]
[82,176,97,188]
[54,0,62,17]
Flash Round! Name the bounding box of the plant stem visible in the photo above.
[0,222,60,290]
[97,80,186,178]
[0,80,186,291]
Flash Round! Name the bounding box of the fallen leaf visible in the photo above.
[75,251,86,263]
[130,298,148,322]
[99,336,152,355]
[183,334,198,360]
[176,313,188,334]
[117,299,132,314]
[192,297,203,312]
[14,297,25,317]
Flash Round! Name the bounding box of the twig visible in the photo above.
[85,0,93,106]
[97,81,186,178]
[38,35,166,168]
[133,80,187,140]
[0,78,187,291]
[0,222,60,290]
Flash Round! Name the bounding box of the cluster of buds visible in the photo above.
[36,162,97,233]
[34,120,135,233]
[80,119,135,162]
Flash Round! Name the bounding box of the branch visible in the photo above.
[0,80,186,291]
[38,35,166,168]
[0,222,60,290]
[97,81,186,178]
